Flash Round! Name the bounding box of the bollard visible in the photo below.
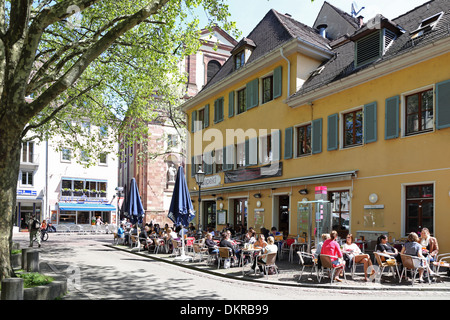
[1,278,24,300]
[21,248,30,270]
[26,250,40,273]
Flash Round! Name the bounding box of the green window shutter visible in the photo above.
[284,127,293,159]
[385,96,399,139]
[190,110,197,133]
[436,79,450,130]
[327,114,339,151]
[219,98,224,122]
[204,104,209,128]
[213,100,218,123]
[312,118,322,154]
[223,145,234,171]
[228,91,235,118]
[248,137,258,165]
[246,78,259,110]
[364,101,377,144]
[271,129,281,161]
[204,151,213,175]
[191,156,195,177]
[273,66,282,99]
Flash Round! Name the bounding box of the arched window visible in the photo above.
[207,60,221,83]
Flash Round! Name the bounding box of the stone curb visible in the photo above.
[107,244,450,293]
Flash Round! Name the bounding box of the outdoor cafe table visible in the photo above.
[240,247,263,276]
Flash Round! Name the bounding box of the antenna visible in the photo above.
[351,2,365,17]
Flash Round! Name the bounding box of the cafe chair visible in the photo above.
[218,247,233,269]
[279,238,296,262]
[433,253,450,274]
[374,252,400,280]
[255,252,279,279]
[171,240,181,257]
[113,233,125,245]
[192,243,208,262]
[297,251,318,282]
[400,254,429,285]
[319,254,346,284]
[153,238,166,254]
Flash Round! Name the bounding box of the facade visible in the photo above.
[183,1,450,252]
[118,27,237,226]
[15,123,118,231]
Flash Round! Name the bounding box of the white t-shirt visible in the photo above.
[262,244,278,263]
[342,243,361,254]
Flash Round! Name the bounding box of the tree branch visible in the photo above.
[26,0,170,120]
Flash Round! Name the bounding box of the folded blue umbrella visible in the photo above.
[127,178,144,225]
[168,166,195,227]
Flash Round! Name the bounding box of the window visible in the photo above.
[99,126,108,138]
[81,150,90,162]
[167,134,178,148]
[82,122,91,135]
[405,89,434,136]
[411,12,443,39]
[236,143,245,169]
[296,124,312,157]
[214,149,223,173]
[61,148,71,162]
[235,51,245,70]
[21,171,33,186]
[22,141,34,163]
[237,88,246,114]
[99,153,107,165]
[262,75,274,104]
[260,134,272,164]
[405,184,434,234]
[198,108,205,128]
[343,109,363,147]
[207,60,221,83]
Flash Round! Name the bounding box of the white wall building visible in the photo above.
[15,123,118,232]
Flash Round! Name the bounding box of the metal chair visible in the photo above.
[319,254,346,284]
[297,251,318,282]
[255,252,279,279]
[400,254,430,285]
[171,240,181,257]
[374,251,400,280]
[192,243,208,262]
[217,247,232,269]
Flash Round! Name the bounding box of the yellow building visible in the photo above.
[182,1,450,252]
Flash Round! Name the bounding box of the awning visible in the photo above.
[58,202,116,212]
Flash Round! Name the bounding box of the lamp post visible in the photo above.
[194,167,205,231]
[115,186,123,228]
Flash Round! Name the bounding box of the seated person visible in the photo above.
[252,236,278,273]
[205,233,219,254]
[314,233,330,260]
[219,231,240,263]
[342,234,374,281]
[420,227,439,263]
[269,227,281,237]
[244,229,256,244]
[139,226,153,250]
[401,232,435,282]
[117,224,125,239]
[254,234,268,249]
[321,230,345,282]
[376,234,401,263]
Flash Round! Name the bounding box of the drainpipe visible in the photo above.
[280,48,290,97]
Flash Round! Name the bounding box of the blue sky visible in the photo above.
[203,0,432,37]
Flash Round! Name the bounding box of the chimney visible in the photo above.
[357,15,364,28]
[317,24,327,38]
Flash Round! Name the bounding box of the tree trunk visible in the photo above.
[0,114,23,280]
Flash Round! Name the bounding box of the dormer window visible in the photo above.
[411,11,443,39]
[235,51,245,70]
[231,37,256,71]
[351,16,403,68]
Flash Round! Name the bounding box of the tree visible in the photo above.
[0,0,237,280]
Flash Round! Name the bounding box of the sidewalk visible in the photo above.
[108,243,450,292]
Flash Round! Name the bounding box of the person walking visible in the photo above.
[28,214,41,248]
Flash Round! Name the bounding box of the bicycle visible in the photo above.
[40,229,49,241]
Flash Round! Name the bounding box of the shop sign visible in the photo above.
[203,175,221,188]
[17,189,37,196]
[224,162,282,183]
